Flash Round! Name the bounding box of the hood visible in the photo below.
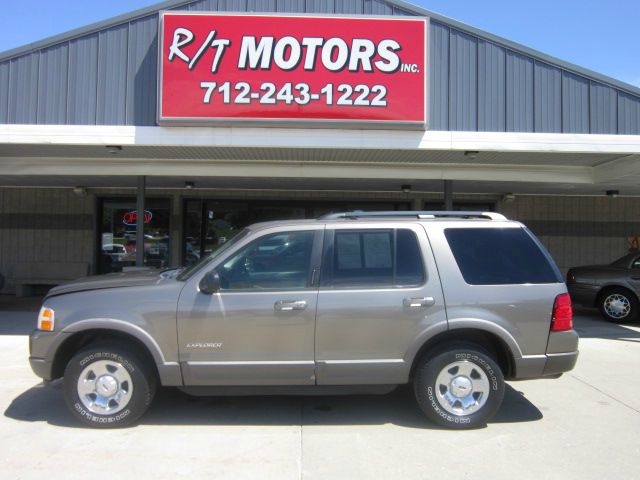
[45,268,175,298]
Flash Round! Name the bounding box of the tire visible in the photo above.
[413,345,505,429]
[598,288,639,323]
[63,345,157,428]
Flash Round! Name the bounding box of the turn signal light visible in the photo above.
[551,293,573,332]
[37,307,55,331]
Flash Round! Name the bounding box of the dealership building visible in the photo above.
[1,0,640,294]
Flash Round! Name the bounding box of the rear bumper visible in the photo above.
[567,283,599,307]
[543,351,578,376]
[513,329,579,379]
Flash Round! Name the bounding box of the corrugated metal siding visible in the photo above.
[126,16,158,126]
[37,44,68,124]
[8,54,39,124]
[305,0,334,13]
[277,0,305,12]
[364,0,391,15]
[429,22,449,130]
[1,0,639,134]
[590,82,617,134]
[505,51,533,132]
[247,0,276,11]
[478,40,505,132]
[562,71,589,133]
[218,0,248,11]
[0,61,11,123]
[97,25,128,125]
[335,0,363,14]
[392,7,412,15]
[534,61,562,133]
[618,93,640,135]
[68,34,98,125]
[449,30,477,131]
[187,0,218,10]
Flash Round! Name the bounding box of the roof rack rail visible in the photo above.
[319,211,508,221]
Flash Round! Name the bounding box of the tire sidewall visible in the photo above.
[63,347,155,428]
[414,347,505,429]
[599,290,638,323]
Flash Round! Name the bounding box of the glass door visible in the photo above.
[98,198,171,273]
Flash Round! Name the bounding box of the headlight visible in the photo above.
[37,307,55,331]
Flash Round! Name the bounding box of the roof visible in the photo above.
[0,0,638,97]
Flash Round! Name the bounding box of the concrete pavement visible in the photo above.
[1,301,639,480]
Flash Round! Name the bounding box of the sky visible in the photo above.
[0,0,638,88]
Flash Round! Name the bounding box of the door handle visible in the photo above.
[274,300,308,311]
[403,296,435,308]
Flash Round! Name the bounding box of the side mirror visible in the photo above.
[199,270,221,295]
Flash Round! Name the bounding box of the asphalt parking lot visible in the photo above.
[1,297,639,480]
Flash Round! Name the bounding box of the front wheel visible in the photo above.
[63,345,156,428]
[599,288,638,323]
[414,345,505,429]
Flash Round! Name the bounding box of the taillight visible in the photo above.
[551,293,573,332]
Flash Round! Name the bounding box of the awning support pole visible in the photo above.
[136,176,145,267]
[444,180,453,210]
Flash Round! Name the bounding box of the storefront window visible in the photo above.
[182,199,410,267]
[98,198,171,273]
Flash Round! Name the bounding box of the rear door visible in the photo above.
[314,222,447,385]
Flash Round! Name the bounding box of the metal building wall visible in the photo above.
[0,0,639,133]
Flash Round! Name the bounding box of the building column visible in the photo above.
[136,176,145,267]
[444,180,453,210]
[170,192,182,268]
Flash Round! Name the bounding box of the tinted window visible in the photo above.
[218,231,314,290]
[445,228,560,285]
[396,229,425,285]
[329,229,425,287]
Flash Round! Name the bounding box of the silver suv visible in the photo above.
[29,211,578,429]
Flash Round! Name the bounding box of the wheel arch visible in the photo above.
[51,320,182,385]
[408,327,517,380]
[51,329,159,381]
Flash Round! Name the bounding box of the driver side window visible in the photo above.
[218,230,315,291]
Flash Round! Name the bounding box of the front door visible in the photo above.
[177,227,323,386]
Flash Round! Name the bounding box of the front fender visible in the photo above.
[61,319,182,386]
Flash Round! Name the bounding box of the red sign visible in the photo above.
[123,210,152,226]
[158,13,427,128]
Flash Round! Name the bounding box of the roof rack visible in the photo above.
[319,211,508,221]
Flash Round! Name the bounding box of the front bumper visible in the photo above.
[29,357,54,381]
[29,329,70,381]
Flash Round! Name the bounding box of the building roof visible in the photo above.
[0,0,638,97]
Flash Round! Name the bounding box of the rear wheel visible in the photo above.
[63,345,156,428]
[414,345,505,429]
[599,288,638,323]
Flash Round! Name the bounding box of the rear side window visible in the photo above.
[444,228,561,285]
[326,229,425,288]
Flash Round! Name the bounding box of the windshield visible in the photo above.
[176,228,250,280]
